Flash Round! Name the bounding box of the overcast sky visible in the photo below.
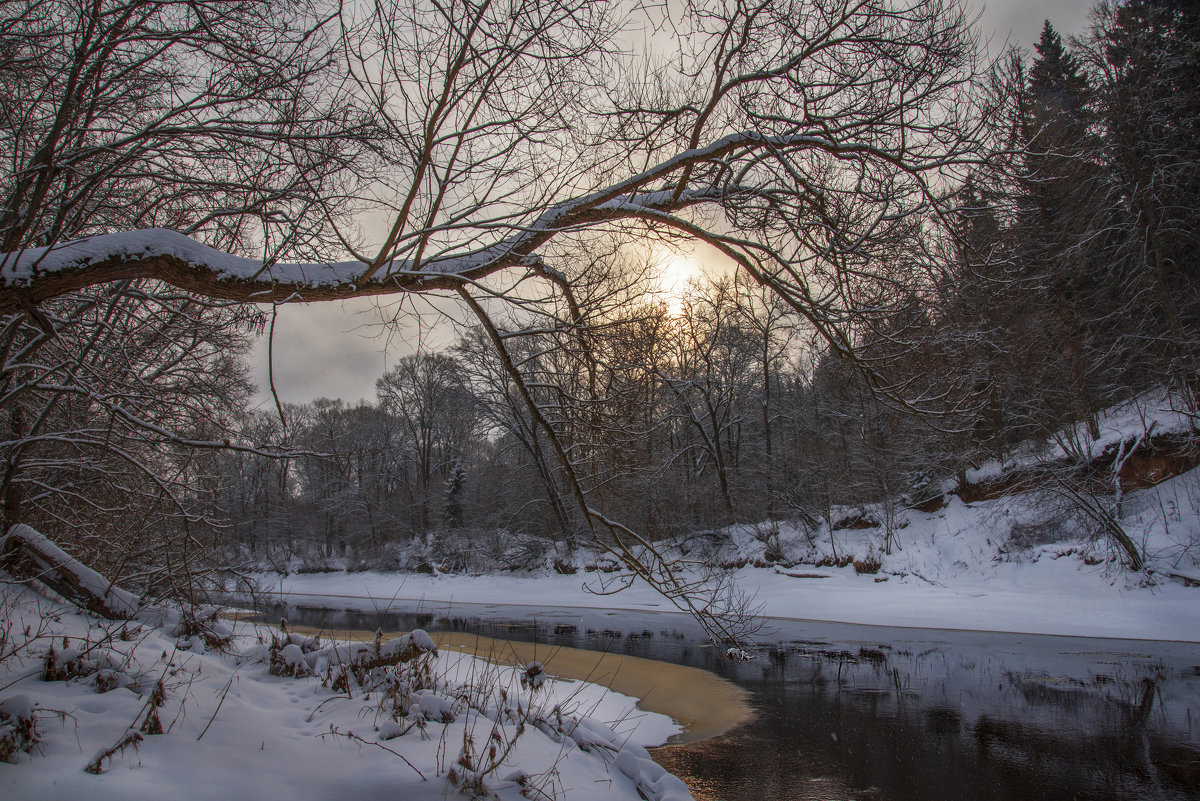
[246,0,1097,410]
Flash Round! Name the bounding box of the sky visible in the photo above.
[246,0,1097,409]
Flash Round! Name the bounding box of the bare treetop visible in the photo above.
[0,0,984,339]
[0,0,990,645]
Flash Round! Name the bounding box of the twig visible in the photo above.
[196,673,236,741]
[306,692,351,723]
[323,726,427,780]
[85,728,143,774]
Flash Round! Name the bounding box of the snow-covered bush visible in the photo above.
[169,607,235,653]
[520,661,547,691]
[751,522,786,564]
[1006,518,1067,551]
[853,550,883,575]
[0,696,39,762]
[40,634,147,694]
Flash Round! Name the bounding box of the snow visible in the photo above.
[0,695,35,720]
[409,629,437,653]
[258,465,1200,644]
[615,745,692,801]
[0,585,686,801]
[258,559,1199,643]
[963,389,1195,485]
[521,661,548,689]
[3,524,142,618]
[2,230,368,288]
[4,390,1197,800]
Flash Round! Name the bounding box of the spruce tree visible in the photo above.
[1096,0,1200,396]
[1013,21,1107,438]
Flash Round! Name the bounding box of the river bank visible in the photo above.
[284,623,754,743]
[258,445,1200,645]
[0,583,694,801]
[264,597,1200,801]
[256,554,1200,642]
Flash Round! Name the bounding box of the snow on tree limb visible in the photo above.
[1,524,141,619]
[0,129,938,312]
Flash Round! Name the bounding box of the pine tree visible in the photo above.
[1012,21,1108,438]
[444,465,466,528]
[1095,0,1200,396]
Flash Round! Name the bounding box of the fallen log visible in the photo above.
[1,524,140,619]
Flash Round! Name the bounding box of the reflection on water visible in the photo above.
[257,600,1200,801]
[655,640,1199,801]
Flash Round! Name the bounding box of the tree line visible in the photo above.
[215,1,1200,571]
[931,3,1200,462]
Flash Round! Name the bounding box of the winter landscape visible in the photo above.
[2,0,1199,799]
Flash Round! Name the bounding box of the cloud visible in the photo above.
[973,0,1095,54]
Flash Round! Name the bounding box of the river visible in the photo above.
[256,597,1200,801]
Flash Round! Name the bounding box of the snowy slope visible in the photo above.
[962,388,1195,484]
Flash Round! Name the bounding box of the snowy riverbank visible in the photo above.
[0,585,690,801]
[257,400,1200,644]
[259,461,1200,644]
[259,552,1199,643]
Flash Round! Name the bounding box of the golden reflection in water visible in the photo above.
[652,730,867,801]
[282,624,754,744]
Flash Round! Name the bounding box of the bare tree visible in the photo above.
[734,271,802,517]
[659,277,753,522]
[0,0,360,598]
[2,0,982,315]
[0,0,361,259]
[0,0,988,642]
[376,353,478,537]
[0,282,260,596]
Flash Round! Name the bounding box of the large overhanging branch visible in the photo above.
[0,131,939,313]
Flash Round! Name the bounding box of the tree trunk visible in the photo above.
[2,524,140,619]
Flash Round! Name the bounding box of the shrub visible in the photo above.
[833,511,880,531]
[853,551,883,575]
[0,696,39,763]
[751,522,786,563]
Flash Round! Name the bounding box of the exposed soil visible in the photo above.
[955,433,1199,504]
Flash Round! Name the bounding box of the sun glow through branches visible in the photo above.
[653,248,702,317]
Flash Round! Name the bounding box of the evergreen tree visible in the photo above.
[1094,0,1200,395]
[1012,21,1109,437]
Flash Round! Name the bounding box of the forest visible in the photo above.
[0,0,1196,613]
[2,2,1200,798]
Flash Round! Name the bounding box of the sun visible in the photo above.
[652,247,702,316]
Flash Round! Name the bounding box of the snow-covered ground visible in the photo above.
[261,554,1198,643]
[262,461,1200,643]
[0,585,689,801]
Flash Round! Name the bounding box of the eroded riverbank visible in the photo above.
[285,622,754,743]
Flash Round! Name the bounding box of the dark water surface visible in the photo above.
[256,598,1200,801]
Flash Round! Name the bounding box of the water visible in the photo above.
[256,598,1200,801]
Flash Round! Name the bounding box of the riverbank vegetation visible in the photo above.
[210,2,1199,589]
[0,578,686,800]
